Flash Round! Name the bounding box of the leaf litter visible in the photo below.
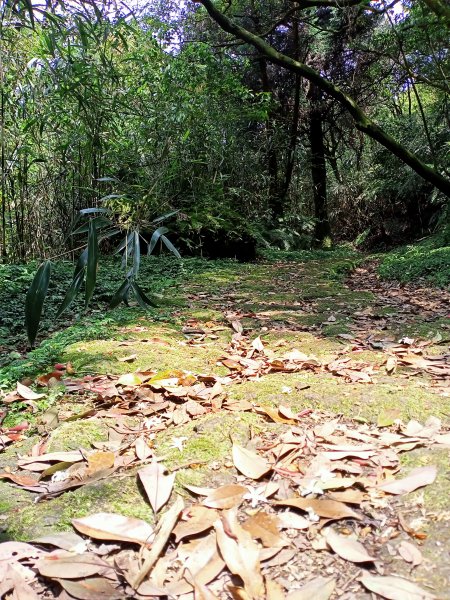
[0,285,449,598]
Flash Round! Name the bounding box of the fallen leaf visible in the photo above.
[398,541,423,567]
[232,444,272,479]
[87,451,115,476]
[215,509,265,599]
[265,578,285,600]
[242,511,286,548]
[117,373,143,386]
[138,461,175,513]
[173,505,219,542]
[378,466,437,495]
[287,577,336,600]
[132,495,184,589]
[274,497,361,520]
[360,574,436,599]
[203,484,248,510]
[35,551,113,579]
[117,354,137,363]
[16,381,46,400]
[57,577,125,600]
[72,513,154,545]
[325,528,375,563]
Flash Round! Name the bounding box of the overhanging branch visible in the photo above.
[194,0,450,197]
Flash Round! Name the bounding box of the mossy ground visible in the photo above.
[1,251,449,594]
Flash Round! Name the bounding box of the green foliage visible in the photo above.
[378,236,450,287]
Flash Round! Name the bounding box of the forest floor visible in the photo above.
[0,253,449,599]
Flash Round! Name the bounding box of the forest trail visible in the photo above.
[1,255,449,599]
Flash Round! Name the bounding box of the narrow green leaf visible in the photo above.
[109,279,131,309]
[131,281,157,308]
[152,210,179,225]
[71,216,112,235]
[147,226,169,255]
[79,208,111,215]
[25,260,51,347]
[114,231,133,255]
[161,235,181,259]
[85,220,98,308]
[74,248,88,278]
[56,269,85,319]
[133,230,140,276]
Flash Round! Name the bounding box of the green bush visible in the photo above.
[378,241,450,287]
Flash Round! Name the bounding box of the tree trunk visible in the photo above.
[309,86,332,245]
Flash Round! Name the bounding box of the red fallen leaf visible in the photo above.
[0,472,40,487]
[7,422,29,432]
[36,371,63,386]
[54,363,66,371]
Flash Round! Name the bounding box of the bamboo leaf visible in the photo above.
[131,281,157,308]
[79,208,112,215]
[161,234,181,258]
[56,269,85,319]
[133,230,140,276]
[85,219,98,308]
[25,260,51,347]
[109,279,131,309]
[147,226,169,255]
[71,216,112,235]
[152,210,179,224]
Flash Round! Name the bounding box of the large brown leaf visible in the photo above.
[274,497,361,520]
[325,528,375,563]
[287,577,336,600]
[215,509,265,600]
[57,577,125,600]
[173,505,219,542]
[360,574,436,599]
[72,513,154,546]
[35,551,113,579]
[203,484,247,510]
[232,444,271,480]
[138,461,175,513]
[378,466,437,495]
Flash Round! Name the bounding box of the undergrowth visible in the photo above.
[378,232,450,287]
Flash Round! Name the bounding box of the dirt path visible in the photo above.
[1,256,449,599]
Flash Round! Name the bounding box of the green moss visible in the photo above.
[47,420,108,452]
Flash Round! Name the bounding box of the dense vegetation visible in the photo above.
[0,0,449,349]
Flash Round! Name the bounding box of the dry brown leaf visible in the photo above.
[135,437,153,461]
[325,528,375,563]
[203,484,247,510]
[117,354,137,363]
[138,461,175,513]
[72,513,154,546]
[242,511,286,548]
[132,495,184,589]
[277,511,310,530]
[378,466,437,495]
[398,541,423,567]
[87,451,115,476]
[173,505,219,542]
[232,444,271,479]
[360,574,436,599]
[35,551,113,579]
[265,578,285,600]
[215,509,265,599]
[57,577,125,600]
[274,497,361,520]
[287,577,336,600]
[193,581,220,600]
